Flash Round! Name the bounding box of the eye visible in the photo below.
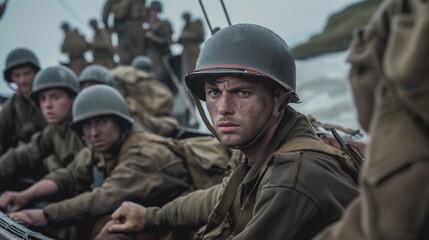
[238,90,250,97]
[207,89,220,98]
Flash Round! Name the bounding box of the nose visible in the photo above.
[217,93,234,116]
[41,97,52,109]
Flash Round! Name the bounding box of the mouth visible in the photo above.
[217,122,239,133]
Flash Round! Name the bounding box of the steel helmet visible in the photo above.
[185,23,299,102]
[149,1,162,13]
[31,65,80,104]
[131,56,154,73]
[71,85,133,133]
[79,65,114,86]
[3,48,41,82]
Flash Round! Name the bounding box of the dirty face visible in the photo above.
[82,116,121,153]
[39,89,73,124]
[10,66,37,98]
[204,76,275,148]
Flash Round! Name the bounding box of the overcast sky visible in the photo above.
[0,0,360,83]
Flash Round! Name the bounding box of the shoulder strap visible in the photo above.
[278,136,362,184]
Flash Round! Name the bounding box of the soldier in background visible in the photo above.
[145,1,174,93]
[60,22,89,75]
[314,0,429,239]
[2,85,193,239]
[0,48,46,156]
[178,11,205,75]
[0,66,85,190]
[79,64,178,137]
[102,0,146,65]
[88,18,115,69]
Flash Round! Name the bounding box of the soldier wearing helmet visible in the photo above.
[102,0,146,65]
[5,85,193,238]
[145,1,174,92]
[80,63,177,137]
[0,66,85,190]
[88,18,116,69]
[315,0,429,239]
[0,48,47,155]
[97,24,359,240]
[60,22,89,75]
[177,11,205,75]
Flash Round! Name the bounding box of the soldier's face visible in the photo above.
[82,116,121,153]
[11,66,37,98]
[39,89,74,124]
[204,76,275,148]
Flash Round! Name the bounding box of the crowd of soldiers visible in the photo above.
[0,0,428,239]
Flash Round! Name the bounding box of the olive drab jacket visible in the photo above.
[0,93,46,155]
[143,107,359,240]
[61,28,89,75]
[42,127,192,226]
[0,118,85,181]
[146,18,173,90]
[90,27,115,69]
[178,19,205,74]
[314,0,429,239]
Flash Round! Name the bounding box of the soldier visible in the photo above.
[102,0,146,65]
[145,1,174,93]
[88,18,116,69]
[80,64,178,137]
[0,66,85,189]
[0,48,46,156]
[96,24,360,240]
[60,22,89,75]
[314,0,429,239]
[177,11,205,75]
[2,85,193,239]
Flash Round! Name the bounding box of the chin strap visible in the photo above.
[192,92,293,149]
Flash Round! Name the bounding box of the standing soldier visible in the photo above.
[145,1,174,92]
[0,48,46,156]
[88,18,116,69]
[1,85,193,239]
[96,23,360,240]
[60,22,89,75]
[315,0,429,239]
[0,66,85,189]
[178,11,205,75]
[102,0,146,65]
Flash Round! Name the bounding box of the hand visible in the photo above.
[8,209,47,227]
[108,201,147,232]
[145,31,154,39]
[0,191,30,213]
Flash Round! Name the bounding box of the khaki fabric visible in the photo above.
[0,93,46,155]
[142,108,359,240]
[0,120,85,180]
[43,128,192,227]
[314,0,429,239]
[91,28,115,69]
[112,66,174,117]
[146,19,173,89]
[178,19,205,74]
[61,29,89,75]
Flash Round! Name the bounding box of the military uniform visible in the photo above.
[0,93,46,155]
[102,0,146,65]
[178,18,205,75]
[90,27,115,69]
[146,18,173,91]
[314,0,429,239]
[42,128,192,229]
[0,118,85,181]
[136,108,359,240]
[61,28,89,75]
